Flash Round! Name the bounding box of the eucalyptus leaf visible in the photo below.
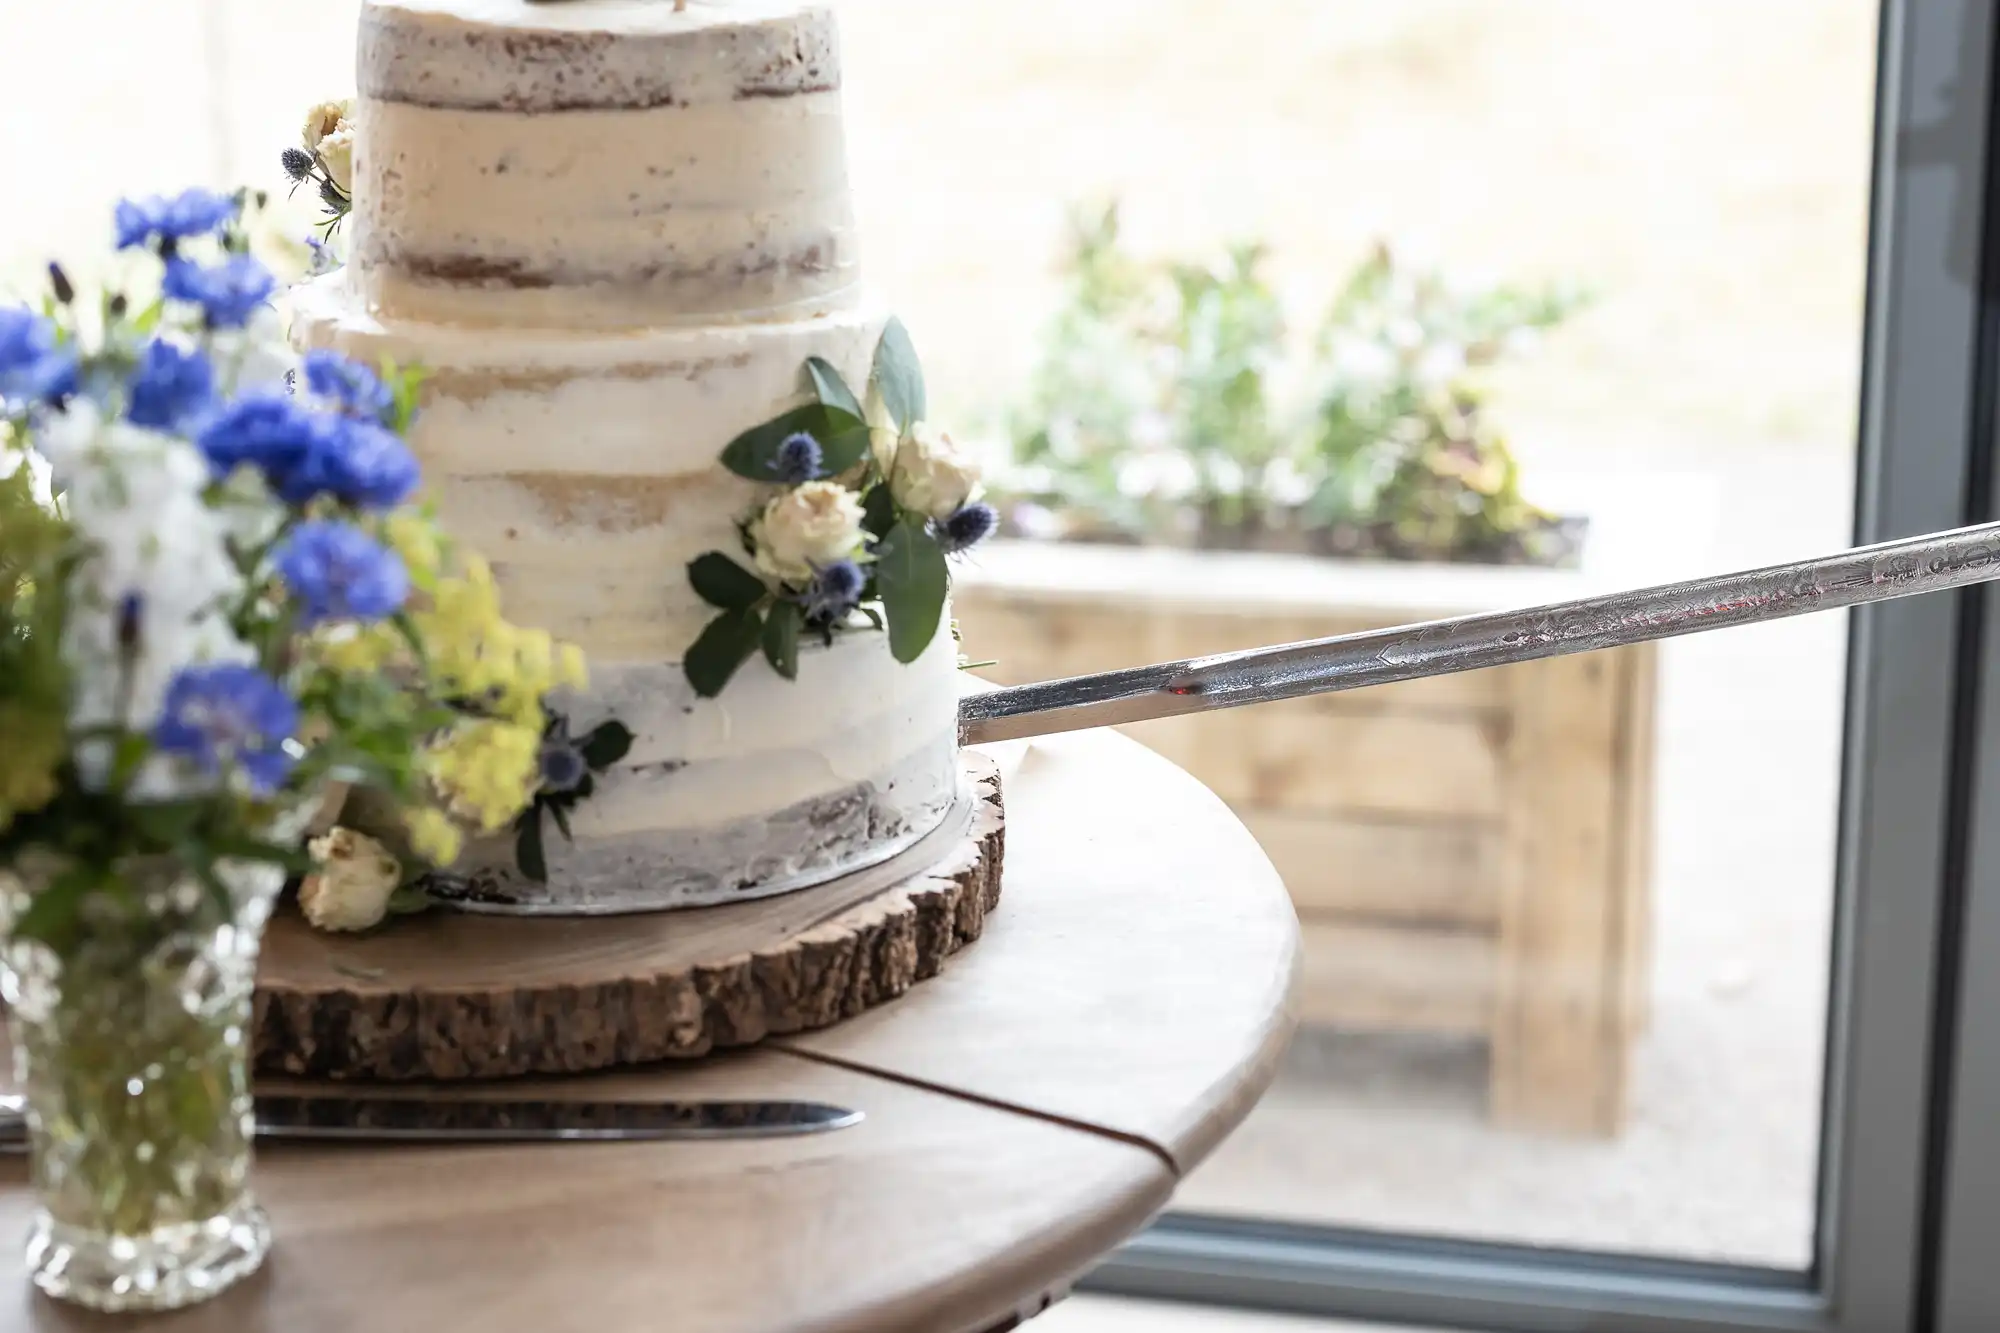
[515,811,549,884]
[763,600,802,680]
[580,720,635,770]
[719,404,866,483]
[806,356,866,420]
[688,553,767,612]
[861,483,897,540]
[871,318,926,431]
[819,423,875,478]
[684,606,767,698]
[873,516,949,664]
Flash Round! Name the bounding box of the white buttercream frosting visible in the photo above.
[305,0,966,914]
[354,0,855,328]
[291,271,887,657]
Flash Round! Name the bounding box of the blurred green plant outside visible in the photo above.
[995,202,1593,566]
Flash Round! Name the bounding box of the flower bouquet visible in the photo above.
[0,188,577,1311]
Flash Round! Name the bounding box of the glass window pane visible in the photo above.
[834,0,1878,1270]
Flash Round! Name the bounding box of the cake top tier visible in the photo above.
[360,0,839,113]
[352,0,860,330]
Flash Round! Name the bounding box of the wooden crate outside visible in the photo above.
[956,540,1660,1138]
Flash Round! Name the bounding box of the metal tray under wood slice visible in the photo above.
[251,753,1005,1082]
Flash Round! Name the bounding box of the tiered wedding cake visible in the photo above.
[293,0,978,915]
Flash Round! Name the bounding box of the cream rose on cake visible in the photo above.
[684,319,996,698]
[315,126,355,198]
[298,828,405,934]
[301,99,349,154]
[751,481,868,585]
[284,97,356,244]
[891,422,983,520]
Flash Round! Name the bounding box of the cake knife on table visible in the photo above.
[959,520,2000,744]
[0,1094,862,1147]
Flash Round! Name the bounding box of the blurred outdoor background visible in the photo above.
[0,0,1879,1277]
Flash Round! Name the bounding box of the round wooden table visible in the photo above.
[0,730,1300,1333]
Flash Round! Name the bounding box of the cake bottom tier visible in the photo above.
[430,735,965,916]
[450,624,964,912]
[356,625,967,916]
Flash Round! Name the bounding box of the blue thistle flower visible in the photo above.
[126,339,217,432]
[114,189,240,252]
[161,254,277,329]
[801,559,866,624]
[274,520,410,626]
[770,432,825,485]
[302,349,393,422]
[538,740,589,795]
[935,502,998,554]
[0,306,77,408]
[151,663,300,796]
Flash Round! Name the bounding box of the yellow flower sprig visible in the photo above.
[301,505,586,868]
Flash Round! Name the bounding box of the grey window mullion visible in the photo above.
[1824,3,1995,1331]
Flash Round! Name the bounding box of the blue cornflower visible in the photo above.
[274,520,410,626]
[197,392,419,510]
[800,559,866,624]
[934,502,998,554]
[197,390,319,485]
[162,254,277,329]
[0,306,77,407]
[151,663,300,796]
[286,414,420,510]
[113,189,240,252]
[771,431,824,485]
[301,349,392,422]
[126,339,217,432]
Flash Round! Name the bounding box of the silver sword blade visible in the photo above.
[959,520,2000,746]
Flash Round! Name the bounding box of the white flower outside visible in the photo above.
[297,828,404,934]
[751,481,867,585]
[890,422,983,520]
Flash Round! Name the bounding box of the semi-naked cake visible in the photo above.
[293,0,981,914]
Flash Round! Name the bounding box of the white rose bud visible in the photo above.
[302,99,351,153]
[298,827,404,934]
[890,422,983,521]
[752,481,867,585]
[317,124,355,198]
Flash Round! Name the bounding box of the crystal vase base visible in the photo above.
[25,1194,271,1313]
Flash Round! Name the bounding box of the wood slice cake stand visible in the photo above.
[251,753,1004,1082]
